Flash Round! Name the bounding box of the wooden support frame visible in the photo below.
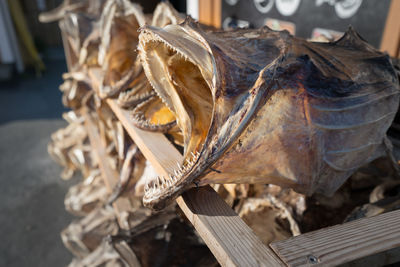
[270,209,400,266]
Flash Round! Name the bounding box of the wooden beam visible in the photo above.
[212,0,222,28]
[270,209,400,266]
[83,108,132,230]
[198,0,221,28]
[106,99,284,267]
[380,0,400,58]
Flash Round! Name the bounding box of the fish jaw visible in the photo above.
[139,20,285,209]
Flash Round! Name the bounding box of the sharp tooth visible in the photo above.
[157,177,162,187]
[191,152,195,158]
[145,183,149,191]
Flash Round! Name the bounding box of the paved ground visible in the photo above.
[0,58,77,266]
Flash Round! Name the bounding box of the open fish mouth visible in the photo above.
[138,20,269,209]
[139,22,218,209]
[139,19,400,210]
[121,2,184,131]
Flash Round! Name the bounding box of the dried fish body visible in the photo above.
[345,179,400,222]
[108,145,147,204]
[68,239,128,267]
[65,169,109,216]
[61,206,119,258]
[239,197,300,245]
[139,20,400,209]
[59,79,92,109]
[108,209,217,267]
[48,112,95,179]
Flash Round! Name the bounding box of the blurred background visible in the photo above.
[0,0,398,266]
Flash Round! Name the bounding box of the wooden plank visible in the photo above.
[199,0,221,28]
[380,0,400,57]
[83,108,132,230]
[339,246,400,267]
[270,209,400,267]
[198,0,213,26]
[212,0,222,28]
[106,98,284,267]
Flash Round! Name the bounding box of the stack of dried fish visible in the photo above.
[42,1,217,266]
[43,0,400,265]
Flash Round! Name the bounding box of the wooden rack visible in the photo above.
[79,67,400,267]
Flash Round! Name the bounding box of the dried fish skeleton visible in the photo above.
[139,19,400,209]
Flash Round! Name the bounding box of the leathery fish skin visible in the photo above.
[138,18,400,210]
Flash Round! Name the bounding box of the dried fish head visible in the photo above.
[121,2,184,132]
[58,12,99,67]
[97,0,146,98]
[139,19,400,209]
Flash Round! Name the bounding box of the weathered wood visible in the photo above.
[339,246,400,267]
[380,0,400,57]
[199,0,221,28]
[83,108,132,229]
[106,98,284,267]
[270,209,400,267]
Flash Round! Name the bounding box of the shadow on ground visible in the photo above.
[0,58,77,266]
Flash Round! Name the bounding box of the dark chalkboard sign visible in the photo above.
[221,0,392,48]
